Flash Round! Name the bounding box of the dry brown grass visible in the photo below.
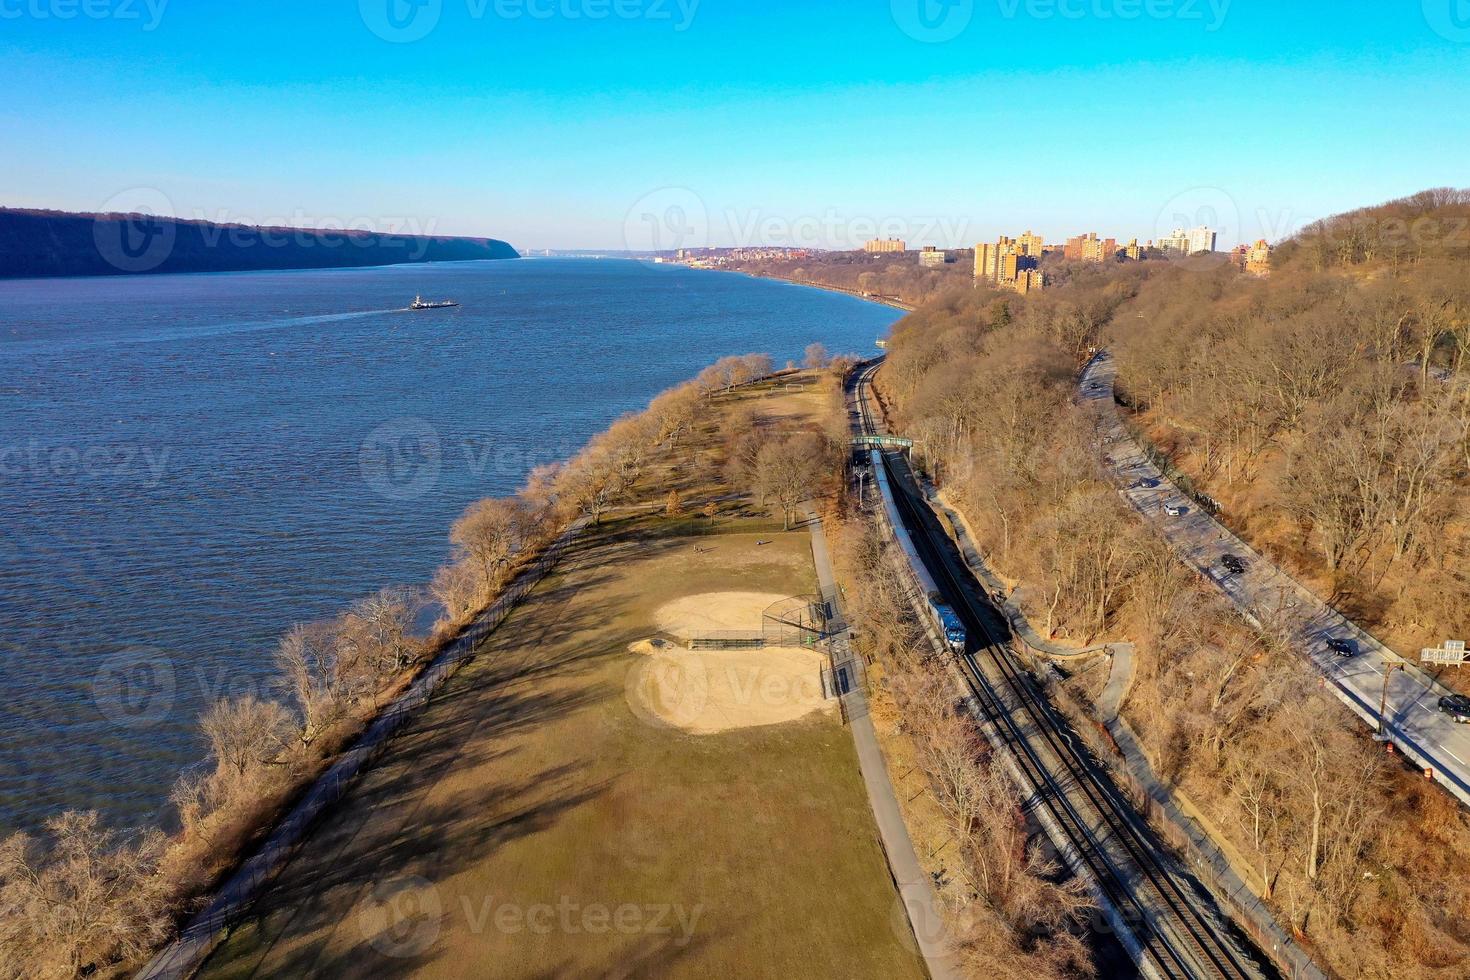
[194,377,926,980]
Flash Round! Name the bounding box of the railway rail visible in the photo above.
[850,360,1274,980]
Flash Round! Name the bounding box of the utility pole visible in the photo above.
[1378,661,1407,741]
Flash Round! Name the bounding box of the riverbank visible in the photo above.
[0,258,902,835]
[193,371,925,980]
[705,251,971,311]
[741,270,916,312]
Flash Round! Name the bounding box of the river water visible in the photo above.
[0,258,899,834]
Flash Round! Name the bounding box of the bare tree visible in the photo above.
[430,559,480,629]
[754,433,825,529]
[0,812,169,979]
[199,695,293,781]
[274,623,348,747]
[451,498,529,601]
[803,342,830,371]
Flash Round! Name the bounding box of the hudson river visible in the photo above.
[0,258,900,833]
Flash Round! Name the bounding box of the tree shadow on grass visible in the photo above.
[519,928,729,980]
[227,766,615,979]
[205,645,617,979]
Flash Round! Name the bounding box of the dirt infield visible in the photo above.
[632,592,831,734]
[652,590,792,636]
[626,640,831,735]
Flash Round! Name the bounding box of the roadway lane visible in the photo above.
[1081,353,1470,807]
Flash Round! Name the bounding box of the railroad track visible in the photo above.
[849,361,1271,980]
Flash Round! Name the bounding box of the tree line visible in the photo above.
[0,351,781,979]
[872,188,1470,978]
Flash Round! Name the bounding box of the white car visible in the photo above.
[1164,504,1184,517]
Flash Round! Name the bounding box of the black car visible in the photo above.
[1326,637,1355,657]
[1440,695,1470,724]
[1221,555,1247,576]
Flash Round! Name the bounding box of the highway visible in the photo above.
[850,361,1275,980]
[1081,353,1470,808]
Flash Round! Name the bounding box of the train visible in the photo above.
[869,449,968,654]
[927,592,968,654]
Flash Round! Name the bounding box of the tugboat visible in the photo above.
[409,295,460,310]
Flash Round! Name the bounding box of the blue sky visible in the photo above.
[3,0,1468,249]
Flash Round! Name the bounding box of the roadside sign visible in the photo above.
[1421,640,1467,666]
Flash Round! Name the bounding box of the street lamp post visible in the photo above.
[1378,661,1407,742]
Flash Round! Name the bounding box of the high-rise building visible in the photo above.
[1188,226,1218,254]
[974,234,1043,292]
[1246,239,1271,276]
[1011,269,1045,294]
[1065,232,1118,263]
[975,236,1018,283]
[919,245,948,268]
[864,237,907,254]
[1001,251,1020,281]
[1159,226,1218,255]
[1124,238,1143,261]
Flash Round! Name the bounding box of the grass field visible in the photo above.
[199,378,925,980]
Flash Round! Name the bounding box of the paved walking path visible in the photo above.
[805,512,963,980]
[1082,352,1470,808]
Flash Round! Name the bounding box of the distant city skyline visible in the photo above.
[4,2,1469,251]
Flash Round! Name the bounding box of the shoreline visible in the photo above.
[168,368,923,980]
[115,356,821,977]
[684,264,916,313]
[0,255,523,286]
